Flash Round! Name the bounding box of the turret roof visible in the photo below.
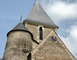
[12,22,28,31]
[7,22,29,37]
[24,0,58,28]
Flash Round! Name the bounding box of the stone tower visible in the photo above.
[3,0,76,60]
[23,0,58,44]
[3,18,33,60]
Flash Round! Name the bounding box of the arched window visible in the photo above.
[39,27,43,40]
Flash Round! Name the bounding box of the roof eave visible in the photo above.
[23,20,59,29]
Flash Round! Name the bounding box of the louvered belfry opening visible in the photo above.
[39,27,43,40]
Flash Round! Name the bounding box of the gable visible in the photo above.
[31,31,75,60]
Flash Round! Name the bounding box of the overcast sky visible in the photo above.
[0,0,77,59]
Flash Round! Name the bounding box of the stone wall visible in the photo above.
[32,31,75,60]
[25,23,57,43]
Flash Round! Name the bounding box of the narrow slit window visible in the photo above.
[39,27,43,40]
[24,44,26,48]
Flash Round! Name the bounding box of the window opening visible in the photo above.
[27,53,31,60]
[39,27,43,40]
[24,44,26,48]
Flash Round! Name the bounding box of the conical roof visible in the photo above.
[12,22,28,31]
[24,0,58,28]
[7,22,29,37]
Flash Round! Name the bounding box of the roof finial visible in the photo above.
[35,0,38,1]
[20,15,22,22]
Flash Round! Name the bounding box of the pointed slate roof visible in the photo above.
[7,22,29,37]
[12,22,28,31]
[24,0,58,28]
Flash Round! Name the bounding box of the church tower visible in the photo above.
[23,0,58,44]
[2,0,76,60]
[3,16,33,60]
